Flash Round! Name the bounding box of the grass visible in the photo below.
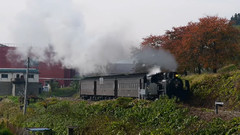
[51,87,77,97]
[0,96,240,134]
[39,87,78,98]
[182,69,240,109]
[7,96,19,104]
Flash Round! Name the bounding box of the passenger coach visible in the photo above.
[79,72,190,100]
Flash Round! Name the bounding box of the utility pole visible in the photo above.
[23,57,29,115]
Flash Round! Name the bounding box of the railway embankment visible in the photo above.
[183,69,240,110]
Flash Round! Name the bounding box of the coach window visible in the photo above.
[1,74,8,78]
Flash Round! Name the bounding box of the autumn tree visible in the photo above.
[195,16,240,73]
[141,24,202,74]
[161,23,202,73]
[142,16,240,74]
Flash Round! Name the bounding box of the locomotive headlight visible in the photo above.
[175,74,179,77]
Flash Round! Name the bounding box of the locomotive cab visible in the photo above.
[145,72,189,100]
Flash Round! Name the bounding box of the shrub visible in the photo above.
[0,121,13,135]
[0,128,13,135]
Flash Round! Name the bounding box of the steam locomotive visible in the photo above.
[79,72,190,100]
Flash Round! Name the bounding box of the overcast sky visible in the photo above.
[0,0,239,44]
[0,0,239,73]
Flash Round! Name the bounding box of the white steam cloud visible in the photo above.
[8,0,177,75]
[148,66,161,76]
[9,0,134,75]
[133,47,178,72]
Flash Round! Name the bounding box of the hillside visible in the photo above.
[183,68,240,110]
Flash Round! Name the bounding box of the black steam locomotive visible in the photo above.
[79,72,190,100]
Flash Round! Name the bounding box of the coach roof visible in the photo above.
[82,73,147,80]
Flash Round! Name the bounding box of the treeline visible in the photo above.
[141,15,240,74]
[231,13,240,25]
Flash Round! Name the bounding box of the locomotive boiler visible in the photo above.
[79,72,190,100]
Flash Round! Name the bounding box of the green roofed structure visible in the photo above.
[0,68,39,73]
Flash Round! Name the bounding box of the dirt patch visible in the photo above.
[186,106,240,121]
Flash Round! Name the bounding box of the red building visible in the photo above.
[0,44,75,86]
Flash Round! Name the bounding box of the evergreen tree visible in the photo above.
[230,13,240,25]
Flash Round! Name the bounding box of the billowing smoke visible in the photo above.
[133,46,178,73]
[8,0,134,75]
[8,0,177,75]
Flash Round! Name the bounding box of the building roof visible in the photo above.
[0,68,39,73]
[0,44,8,47]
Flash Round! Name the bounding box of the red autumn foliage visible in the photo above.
[141,16,240,73]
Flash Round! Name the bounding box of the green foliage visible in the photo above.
[231,13,240,25]
[0,128,13,135]
[0,96,239,134]
[218,64,238,73]
[51,87,77,97]
[0,114,13,135]
[40,87,77,98]
[113,97,133,108]
[49,81,59,92]
[197,118,227,134]
[0,122,12,135]
[37,98,58,109]
[183,70,240,109]
[195,117,240,135]
[70,79,80,91]
[40,79,79,98]
[6,96,19,104]
[225,117,240,134]
[0,97,199,134]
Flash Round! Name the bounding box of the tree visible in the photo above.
[195,16,240,73]
[141,35,163,49]
[161,23,202,73]
[230,13,240,25]
[141,16,240,74]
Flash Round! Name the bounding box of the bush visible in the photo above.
[0,128,13,135]
[0,121,13,135]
